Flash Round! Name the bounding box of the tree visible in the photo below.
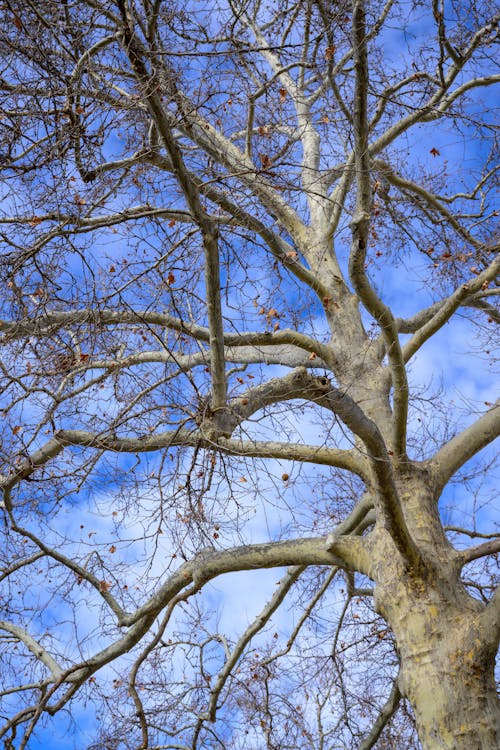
[0,0,499,747]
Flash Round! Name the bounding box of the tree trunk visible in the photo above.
[374,554,500,749]
[397,615,500,749]
[369,473,500,749]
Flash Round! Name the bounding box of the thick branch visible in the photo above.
[54,427,366,477]
[126,535,367,628]
[428,400,499,490]
[303,374,420,567]
[117,0,227,411]
[348,0,408,459]
[480,586,500,653]
[457,538,500,566]
[0,309,330,362]
[402,256,500,363]
[0,622,63,679]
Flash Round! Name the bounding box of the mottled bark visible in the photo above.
[368,472,500,750]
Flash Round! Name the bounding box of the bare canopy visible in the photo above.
[0,1,499,748]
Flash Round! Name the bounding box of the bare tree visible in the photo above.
[0,0,499,748]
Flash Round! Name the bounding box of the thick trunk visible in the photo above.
[375,576,500,750]
[368,473,500,750]
[398,622,500,749]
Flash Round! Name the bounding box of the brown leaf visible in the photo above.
[259,153,273,170]
[265,308,278,323]
[430,147,440,157]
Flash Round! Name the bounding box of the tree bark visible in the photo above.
[369,474,500,750]
[400,642,500,750]
[391,593,500,750]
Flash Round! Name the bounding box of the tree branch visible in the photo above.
[428,400,500,490]
[402,256,500,363]
[0,622,63,679]
[0,309,331,363]
[372,158,493,250]
[117,0,227,411]
[302,373,420,567]
[456,538,500,566]
[348,0,408,459]
[359,675,401,750]
[202,566,304,723]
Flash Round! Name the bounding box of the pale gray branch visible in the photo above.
[402,256,500,363]
[348,0,408,459]
[457,538,500,566]
[428,400,500,490]
[0,622,63,679]
[117,8,227,411]
[0,309,330,362]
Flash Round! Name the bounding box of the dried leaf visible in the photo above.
[259,153,273,170]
